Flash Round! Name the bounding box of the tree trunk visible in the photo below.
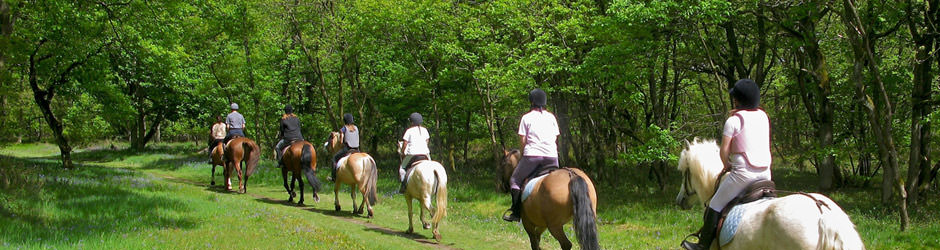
[27,40,77,169]
[905,0,937,205]
[840,0,908,230]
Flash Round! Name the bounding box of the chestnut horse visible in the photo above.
[281,140,321,205]
[209,141,225,186]
[501,151,600,250]
[325,132,378,217]
[223,137,260,193]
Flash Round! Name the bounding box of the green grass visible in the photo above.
[1,142,939,249]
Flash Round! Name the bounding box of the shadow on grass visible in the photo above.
[0,155,198,247]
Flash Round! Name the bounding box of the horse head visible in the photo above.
[498,149,521,192]
[675,138,722,210]
[324,131,342,154]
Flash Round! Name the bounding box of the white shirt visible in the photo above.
[402,126,431,156]
[518,110,560,157]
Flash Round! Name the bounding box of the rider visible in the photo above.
[502,88,560,222]
[275,104,304,166]
[224,103,247,144]
[681,79,772,250]
[330,113,360,182]
[398,112,431,193]
[209,116,226,161]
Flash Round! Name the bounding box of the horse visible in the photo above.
[501,152,601,250]
[223,137,261,193]
[280,140,321,205]
[675,139,865,250]
[397,141,448,241]
[325,131,378,217]
[498,149,521,192]
[209,141,225,186]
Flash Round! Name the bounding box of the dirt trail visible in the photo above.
[152,173,460,250]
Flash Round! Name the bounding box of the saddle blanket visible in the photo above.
[718,197,773,246]
[521,174,549,202]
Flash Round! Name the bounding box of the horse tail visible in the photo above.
[301,144,320,194]
[242,142,259,176]
[569,172,600,250]
[364,156,378,206]
[816,196,865,250]
[431,166,448,225]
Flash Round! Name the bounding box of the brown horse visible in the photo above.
[224,137,261,193]
[502,153,600,250]
[325,132,379,217]
[498,149,521,192]
[281,140,321,205]
[210,141,225,186]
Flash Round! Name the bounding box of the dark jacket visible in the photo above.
[280,115,304,141]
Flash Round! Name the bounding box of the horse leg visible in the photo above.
[211,164,217,186]
[548,225,572,250]
[235,160,245,193]
[282,167,293,202]
[334,181,341,212]
[421,198,431,229]
[406,196,415,234]
[523,220,545,250]
[297,172,305,206]
[351,187,361,214]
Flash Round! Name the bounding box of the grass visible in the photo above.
[1,142,938,249]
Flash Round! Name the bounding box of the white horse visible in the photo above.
[397,141,448,241]
[676,139,865,250]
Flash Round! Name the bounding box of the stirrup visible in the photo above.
[680,234,701,250]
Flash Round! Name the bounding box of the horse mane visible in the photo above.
[679,138,722,199]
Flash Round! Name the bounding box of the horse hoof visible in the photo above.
[423,223,431,229]
[406,228,414,234]
[335,205,341,211]
[211,181,216,186]
[298,200,305,206]
[433,232,442,242]
[313,195,320,203]
[288,197,294,203]
[368,211,373,218]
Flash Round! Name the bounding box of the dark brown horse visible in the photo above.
[281,140,320,205]
[209,141,225,186]
[224,137,260,193]
[501,151,600,250]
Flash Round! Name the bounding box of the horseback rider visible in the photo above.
[275,104,304,166]
[330,113,360,182]
[398,112,431,193]
[223,103,247,144]
[502,88,560,222]
[209,116,226,161]
[681,79,773,250]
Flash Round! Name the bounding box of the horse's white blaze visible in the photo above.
[677,138,865,250]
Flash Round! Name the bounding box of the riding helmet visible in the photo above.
[284,104,293,114]
[230,103,239,110]
[730,79,760,109]
[409,112,423,126]
[529,88,547,109]
[343,113,354,124]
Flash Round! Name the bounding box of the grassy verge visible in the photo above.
[1,143,938,249]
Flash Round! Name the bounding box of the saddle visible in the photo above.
[520,166,561,202]
[714,180,776,245]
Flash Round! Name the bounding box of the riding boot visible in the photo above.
[329,165,336,182]
[502,189,522,222]
[681,208,720,250]
[398,178,407,194]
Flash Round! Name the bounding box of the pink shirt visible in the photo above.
[723,110,772,168]
[518,110,560,157]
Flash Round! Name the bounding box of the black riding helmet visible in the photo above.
[284,104,293,114]
[343,113,354,124]
[529,88,547,109]
[409,112,423,126]
[730,79,760,110]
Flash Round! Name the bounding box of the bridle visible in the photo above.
[681,169,697,199]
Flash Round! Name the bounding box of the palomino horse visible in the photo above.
[281,140,321,205]
[397,141,448,241]
[676,139,865,250]
[502,152,601,250]
[223,137,261,193]
[325,132,378,217]
[209,141,225,186]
